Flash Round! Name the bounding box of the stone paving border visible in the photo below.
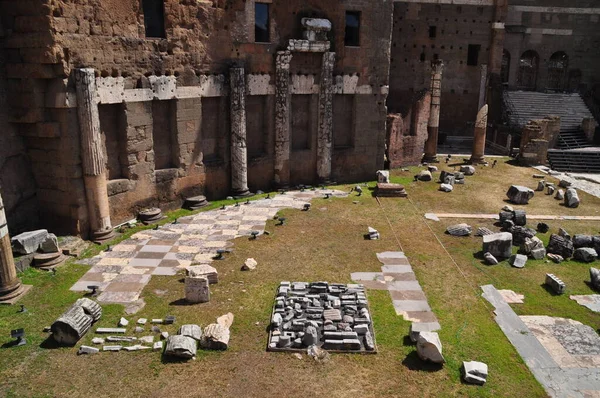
[71,190,347,304]
[482,284,600,397]
[351,251,440,333]
[570,294,600,313]
[426,213,600,221]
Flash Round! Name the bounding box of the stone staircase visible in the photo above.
[547,149,600,173]
[555,129,592,150]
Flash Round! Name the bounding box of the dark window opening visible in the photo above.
[255,3,270,43]
[345,11,360,46]
[467,44,480,66]
[420,52,426,62]
[142,0,165,38]
[429,26,437,38]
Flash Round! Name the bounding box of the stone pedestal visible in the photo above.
[423,60,443,163]
[0,192,25,303]
[185,276,210,303]
[470,104,488,164]
[316,52,335,182]
[229,67,251,198]
[274,51,292,188]
[74,68,114,243]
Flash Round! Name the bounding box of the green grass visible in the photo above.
[0,159,598,397]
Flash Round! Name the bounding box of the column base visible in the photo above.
[469,156,487,165]
[0,283,31,305]
[92,228,115,244]
[232,190,253,200]
[422,155,440,164]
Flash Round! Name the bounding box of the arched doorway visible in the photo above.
[547,51,568,91]
[501,49,510,84]
[517,50,539,90]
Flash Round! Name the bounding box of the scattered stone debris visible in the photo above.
[40,233,60,253]
[78,345,99,355]
[96,328,126,334]
[375,183,407,197]
[11,229,49,254]
[51,298,102,346]
[462,361,488,385]
[510,226,537,245]
[137,318,147,325]
[118,317,128,327]
[241,258,257,271]
[497,289,524,304]
[555,189,565,200]
[439,183,453,192]
[416,170,432,181]
[558,179,572,188]
[187,264,218,284]
[573,248,598,263]
[201,323,231,350]
[547,234,574,259]
[513,210,526,226]
[506,185,534,205]
[376,170,390,183]
[409,323,440,343]
[153,341,164,352]
[535,180,545,191]
[307,345,331,363]
[367,227,380,240]
[268,282,375,353]
[427,166,438,173]
[546,185,555,195]
[424,213,440,222]
[178,325,203,341]
[591,268,600,291]
[91,337,104,345]
[103,345,122,352]
[533,174,545,179]
[460,165,475,175]
[509,254,527,268]
[446,223,472,237]
[573,235,593,248]
[416,331,445,364]
[569,294,600,312]
[185,276,210,303]
[502,205,514,212]
[482,232,512,259]
[558,227,571,240]
[475,227,494,236]
[564,188,580,208]
[545,274,566,295]
[547,253,564,263]
[164,335,197,359]
[537,223,549,233]
[521,237,544,257]
[483,252,499,265]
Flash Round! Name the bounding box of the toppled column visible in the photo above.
[0,192,25,302]
[470,104,488,164]
[274,51,293,188]
[229,67,251,198]
[51,298,102,346]
[422,60,443,163]
[74,68,115,243]
[316,52,335,183]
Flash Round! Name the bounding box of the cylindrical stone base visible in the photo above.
[84,173,114,243]
[0,234,24,301]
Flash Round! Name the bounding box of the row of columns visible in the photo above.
[421,60,489,164]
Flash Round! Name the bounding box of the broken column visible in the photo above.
[74,68,115,243]
[316,52,335,183]
[274,51,293,188]
[422,60,444,163]
[0,192,25,302]
[229,66,251,198]
[51,298,102,346]
[470,104,488,164]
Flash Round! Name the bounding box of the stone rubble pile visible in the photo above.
[446,223,472,237]
[268,282,376,353]
[506,185,534,205]
[367,227,380,240]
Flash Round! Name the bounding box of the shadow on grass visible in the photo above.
[169,298,207,306]
[160,354,196,364]
[401,350,444,372]
[39,336,64,349]
[540,283,561,297]
[402,335,414,346]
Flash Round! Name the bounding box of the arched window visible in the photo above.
[517,50,539,91]
[547,52,568,91]
[501,50,510,84]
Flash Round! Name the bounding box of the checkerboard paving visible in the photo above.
[71,189,347,304]
[351,251,441,333]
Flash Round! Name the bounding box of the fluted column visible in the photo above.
[0,192,24,302]
[317,52,335,182]
[470,104,488,164]
[229,67,251,198]
[423,60,444,163]
[274,51,292,188]
[74,68,114,243]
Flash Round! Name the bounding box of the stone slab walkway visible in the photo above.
[72,190,347,304]
[482,284,600,397]
[570,294,600,313]
[351,251,440,333]
[426,213,600,221]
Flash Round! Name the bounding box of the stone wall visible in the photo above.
[0,0,392,235]
[387,91,431,168]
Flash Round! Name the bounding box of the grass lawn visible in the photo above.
[0,158,598,397]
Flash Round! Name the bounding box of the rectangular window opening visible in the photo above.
[467,44,480,66]
[345,11,360,47]
[142,0,165,38]
[255,3,270,43]
[429,26,437,38]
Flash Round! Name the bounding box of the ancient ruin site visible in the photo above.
[1,0,600,397]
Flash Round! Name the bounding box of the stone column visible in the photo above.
[582,117,597,143]
[478,64,488,111]
[229,67,251,198]
[0,192,24,302]
[274,51,292,188]
[74,68,114,243]
[470,104,488,164]
[422,60,444,163]
[317,52,335,183]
